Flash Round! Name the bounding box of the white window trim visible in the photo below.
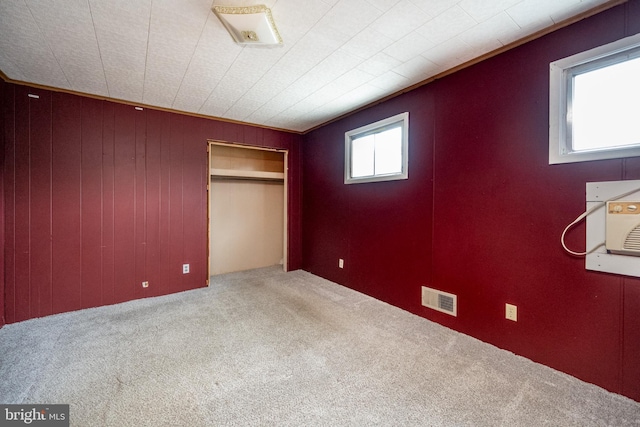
[344,112,409,184]
[549,32,640,164]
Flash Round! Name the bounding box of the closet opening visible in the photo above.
[208,141,288,279]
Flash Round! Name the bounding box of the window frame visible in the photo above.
[344,112,409,184]
[549,33,640,164]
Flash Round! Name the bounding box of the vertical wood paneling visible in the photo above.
[169,115,185,292]
[81,98,104,309]
[51,92,82,314]
[300,0,639,402]
[182,116,206,287]
[29,90,52,318]
[2,81,301,329]
[14,87,31,322]
[134,108,146,298]
[144,110,162,295]
[101,103,116,305]
[3,84,16,324]
[0,80,5,326]
[158,111,173,293]
[113,104,136,303]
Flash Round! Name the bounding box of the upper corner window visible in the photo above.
[549,33,640,164]
[344,112,409,184]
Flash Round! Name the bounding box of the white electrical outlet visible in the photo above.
[338,259,344,268]
[183,264,190,274]
[142,281,149,288]
[506,303,518,322]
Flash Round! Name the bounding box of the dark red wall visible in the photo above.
[0,79,5,327]
[1,83,302,324]
[302,1,640,401]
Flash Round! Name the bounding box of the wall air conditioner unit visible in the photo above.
[606,201,640,256]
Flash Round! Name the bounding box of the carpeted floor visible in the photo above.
[1,266,639,426]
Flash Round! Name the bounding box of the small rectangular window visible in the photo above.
[550,33,640,164]
[345,112,408,184]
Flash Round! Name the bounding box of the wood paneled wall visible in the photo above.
[1,83,302,324]
[0,79,5,327]
[302,0,640,402]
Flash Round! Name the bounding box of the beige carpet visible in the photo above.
[1,266,638,426]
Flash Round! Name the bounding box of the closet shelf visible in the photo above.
[210,168,284,181]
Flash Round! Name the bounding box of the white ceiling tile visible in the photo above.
[245,107,279,126]
[415,5,477,45]
[144,60,187,88]
[0,1,35,36]
[195,17,244,64]
[341,27,394,59]
[458,12,522,47]
[143,80,181,108]
[393,56,438,78]
[59,59,108,95]
[0,0,613,132]
[103,66,145,101]
[458,0,523,22]
[266,30,341,83]
[279,98,324,120]
[268,70,371,121]
[100,50,147,89]
[316,0,383,39]
[272,0,331,42]
[223,100,264,121]
[324,83,389,112]
[383,31,437,62]
[357,52,402,76]
[328,68,373,93]
[506,0,556,33]
[0,35,70,89]
[370,0,429,40]
[149,6,204,44]
[453,34,502,59]
[549,0,608,23]
[198,74,259,116]
[173,82,218,111]
[368,71,409,90]
[421,38,471,68]
[90,0,152,35]
[365,0,402,12]
[295,86,341,110]
[27,0,93,26]
[297,49,364,89]
[21,53,71,89]
[95,26,148,57]
[306,19,353,48]
[0,51,25,81]
[253,49,364,118]
[199,97,236,118]
[407,0,459,18]
[180,56,229,91]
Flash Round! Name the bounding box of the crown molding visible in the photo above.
[0,73,302,135]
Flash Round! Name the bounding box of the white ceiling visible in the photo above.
[0,0,613,132]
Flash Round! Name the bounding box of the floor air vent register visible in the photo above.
[422,286,457,316]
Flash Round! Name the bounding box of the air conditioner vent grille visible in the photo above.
[422,286,457,317]
[438,294,454,313]
[623,225,640,251]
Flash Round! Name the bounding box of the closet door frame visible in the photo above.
[207,140,288,281]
